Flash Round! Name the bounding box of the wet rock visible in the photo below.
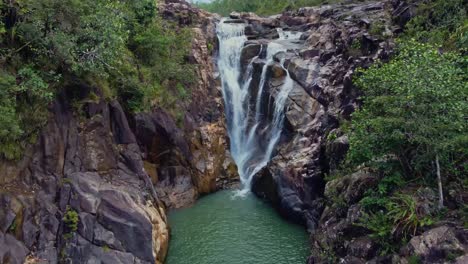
[156,166,197,208]
[251,167,280,205]
[271,63,286,78]
[299,48,321,59]
[229,12,241,19]
[240,44,262,69]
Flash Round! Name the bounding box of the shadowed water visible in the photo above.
[166,190,309,264]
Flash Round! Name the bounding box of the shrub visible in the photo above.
[386,194,434,238]
[403,0,467,51]
[63,206,79,234]
[347,40,467,186]
[359,194,434,254]
[0,67,55,160]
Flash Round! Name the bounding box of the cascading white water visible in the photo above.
[277,28,303,40]
[217,19,298,193]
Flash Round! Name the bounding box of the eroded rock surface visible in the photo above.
[241,0,402,229]
[0,96,169,264]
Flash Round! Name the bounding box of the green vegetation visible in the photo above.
[195,0,353,16]
[348,40,467,178]
[0,0,194,160]
[62,206,79,238]
[330,0,468,255]
[8,219,17,233]
[404,0,467,52]
[346,40,467,253]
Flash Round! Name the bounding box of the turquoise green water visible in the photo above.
[166,190,309,264]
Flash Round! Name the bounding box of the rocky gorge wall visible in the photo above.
[235,0,408,226]
[226,0,467,263]
[1,0,466,264]
[0,1,236,263]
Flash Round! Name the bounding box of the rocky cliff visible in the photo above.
[0,1,234,263]
[236,0,407,226]
[228,0,467,263]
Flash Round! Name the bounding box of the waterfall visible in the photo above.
[217,19,297,193]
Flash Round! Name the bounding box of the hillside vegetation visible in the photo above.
[0,0,193,160]
[196,0,346,16]
[336,0,467,255]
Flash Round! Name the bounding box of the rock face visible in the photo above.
[402,226,468,263]
[0,1,235,263]
[308,171,380,263]
[306,170,468,263]
[0,96,169,264]
[242,0,402,228]
[236,1,468,263]
[155,0,239,208]
[224,0,467,263]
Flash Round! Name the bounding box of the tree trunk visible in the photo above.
[436,154,444,209]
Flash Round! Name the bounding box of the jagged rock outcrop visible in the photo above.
[224,0,467,262]
[241,0,402,229]
[306,169,468,263]
[402,226,468,263]
[236,1,468,261]
[152,0,239,208]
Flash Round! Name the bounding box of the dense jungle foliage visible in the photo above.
[195,0,347,16]
[342,0,467,255]
[0,0,194,160]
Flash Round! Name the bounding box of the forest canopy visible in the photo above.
[195,0,344,16]
[338,0,467,253]
[0,0,194,160]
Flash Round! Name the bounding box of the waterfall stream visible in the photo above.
[166,21,309,264]
[217,19,301,192]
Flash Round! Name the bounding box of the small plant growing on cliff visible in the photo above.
[326,130,338,142]
[348,38,363,57]
[369,21,386,37]
[207,43,214,53]
[63,206,79,236]
[358,211,395,254]
[386,194,434,238]
[408,255,422,264]
[102,245,110,253]
[8,220,17,233]
[358,193,434,254]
